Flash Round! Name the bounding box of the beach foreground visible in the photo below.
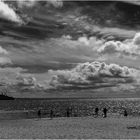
[0,117,140,139]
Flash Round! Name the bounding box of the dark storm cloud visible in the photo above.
[0,0,139,40]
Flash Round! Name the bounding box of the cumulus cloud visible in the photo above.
[78,36,104,48]
[97,32,140,56]
[0,67,24,94]
[16,74,37,86]
[78,36,90,46]
[62,35,72,40]
[49,61,139,90]
[0,0,22,23]
[0,67,48,94]
[0,67,56,95]
[14,74,46,91]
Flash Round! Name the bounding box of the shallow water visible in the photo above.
[0,98,139,120]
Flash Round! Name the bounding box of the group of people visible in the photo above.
[37,107,128,119]
[37,109,54,119]
[37,107,74,119]
[94,107,128,117]
[94,107,108,118]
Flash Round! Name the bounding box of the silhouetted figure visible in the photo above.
[70,107,73,117]
[124,109,128,117]
[103,108,108,118]
[95,107,99,117]
[38,109,41,119]
[50,109,54,119]
[66,107,70,117]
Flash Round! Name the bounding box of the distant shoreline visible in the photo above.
[14,97,140,101]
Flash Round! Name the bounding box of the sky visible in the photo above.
[0,0,140,98]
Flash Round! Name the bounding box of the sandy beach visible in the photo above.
[0,116,140,139]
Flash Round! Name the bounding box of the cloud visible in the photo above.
[0,67,25,91]
[46,0,63,7]
[97,32,140,56]
[78,36,90,46]
[49,61,139,90]
[14,74,47,91]
[62,35,72,40]
[0,1,22,23]
[0,61,137,94]
[16,74,37,86]
[0,67,48,94]
[0,57,12,66]
[0,0,63,24]
[78,36,104,48]
[16,0,37,8]
[133,32,140,45]
[16,0,63,8]
[0,45,11,66]
[0,46,8,55]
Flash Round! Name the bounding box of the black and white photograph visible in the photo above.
[0,0,140,139]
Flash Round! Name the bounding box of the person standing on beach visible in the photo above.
[66,107,70,117]
[50,109,54,119]
[103,108,108,118]
[124,109,128,117]
[95,107,99,117]
[69,107,73,117]
[38,109,41,119]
